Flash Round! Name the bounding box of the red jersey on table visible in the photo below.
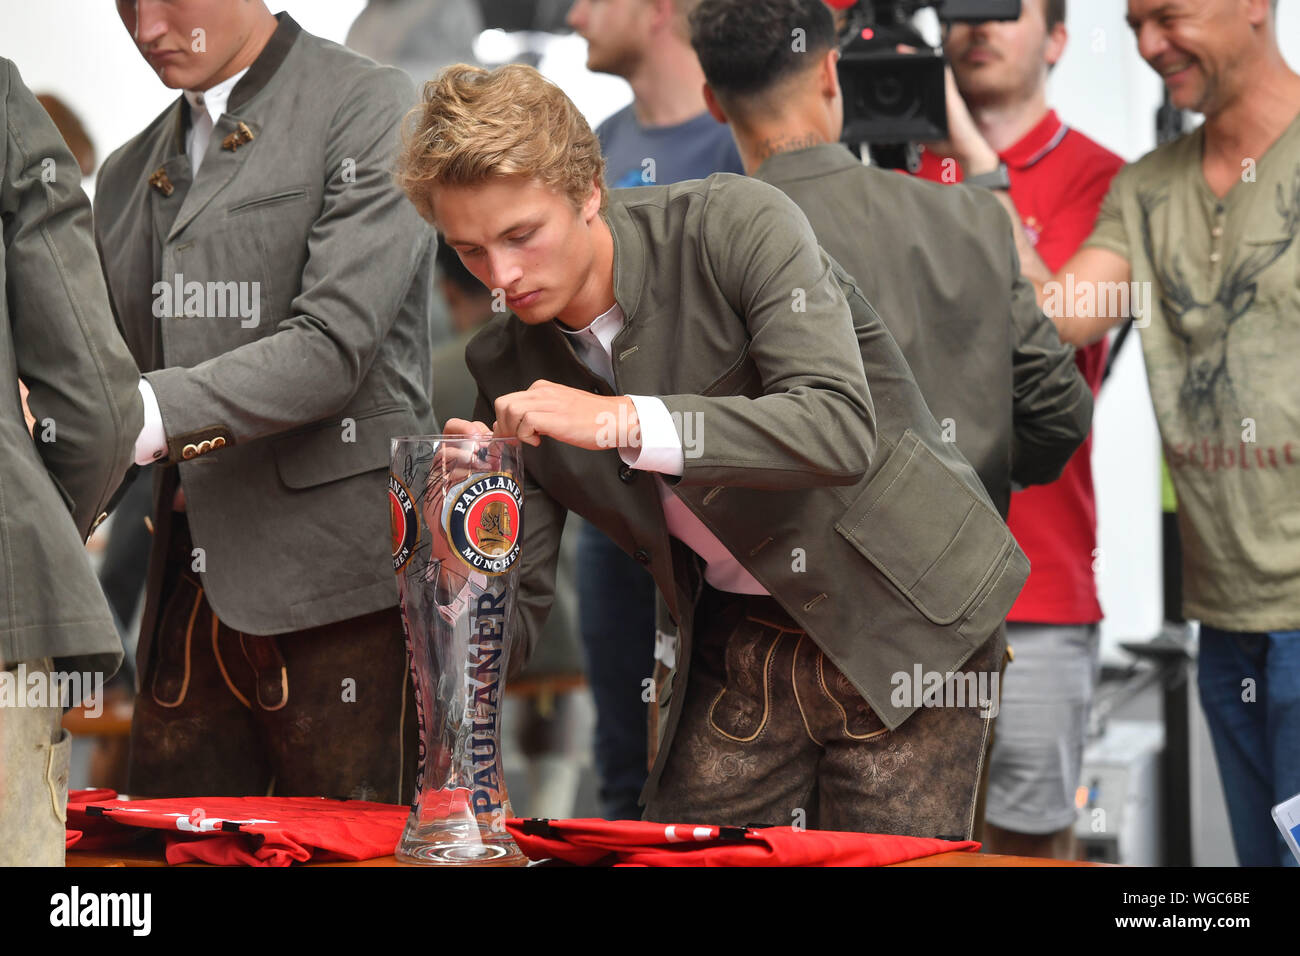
[506,817,978,866]
[917,110,1124,624]
[65,791,407,866]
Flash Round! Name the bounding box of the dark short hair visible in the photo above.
[689,0,836,102]
[1044,0,1065,33]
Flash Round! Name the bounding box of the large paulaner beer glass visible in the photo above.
[388,435,526,865]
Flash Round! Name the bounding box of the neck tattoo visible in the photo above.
[755,132,819,163]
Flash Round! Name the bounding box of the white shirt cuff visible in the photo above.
[620,395,684,476]
[133,379,168,465]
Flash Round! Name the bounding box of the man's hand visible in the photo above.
[18,381,35,435]
[490,380,641,451]
[443,418,494,439]
[903,49,1000,177]
[427,422,497,503]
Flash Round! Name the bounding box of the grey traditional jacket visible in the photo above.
[757,143,1091,517]
[92,14,437,669]
[466,174,1030,806]
[0,59,143,675]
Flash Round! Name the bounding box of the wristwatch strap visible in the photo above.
[965,161,1011,190]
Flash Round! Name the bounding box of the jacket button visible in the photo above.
[181,444,198,460]
[212,436,227,449]
[618,463,637,483]
[197,440,213,455]
[634,548,650,564]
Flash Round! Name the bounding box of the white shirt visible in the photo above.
[183,67,248,175]
[133,68,251,466]
[557,304,768,595]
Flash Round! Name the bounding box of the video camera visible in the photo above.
[829,0,1021,164]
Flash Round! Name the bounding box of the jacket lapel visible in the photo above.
[149,115,192,247]
[143,104,192,370]
[163,12,301,242]
[166,114,260,242]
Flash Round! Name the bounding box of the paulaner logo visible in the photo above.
[445,473,523,575]
[389,473,420,572]
[151,272,260,328]
[49,887,151,936]
[0,663,103,717]
[467,590,506,818]
[890,664,1000,719]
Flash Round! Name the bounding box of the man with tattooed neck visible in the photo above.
[691,0,1090,534]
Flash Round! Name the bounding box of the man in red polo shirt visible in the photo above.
[915,0,1124,859]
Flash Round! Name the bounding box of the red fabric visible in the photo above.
[916,111,1125,624]
[505,818,978,866]
[65,789,136,850]
[64,790,407,865]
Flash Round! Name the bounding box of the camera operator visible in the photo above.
[693,0,1092,522]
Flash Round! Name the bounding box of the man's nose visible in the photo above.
[566,0,586,31]
[133,0,170,45]
[1135,22,1169,66]
[486,251,522,291]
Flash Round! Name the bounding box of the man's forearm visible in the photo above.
[956,139,1053,285]
[990,190,1053,286]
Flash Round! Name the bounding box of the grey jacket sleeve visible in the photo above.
[1006,230,1094,488]
[658,178,876,489]
[2,59,143,539]
[142,66,429,456]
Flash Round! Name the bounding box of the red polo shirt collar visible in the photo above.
[1000,110,1069,170]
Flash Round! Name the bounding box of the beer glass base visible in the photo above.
[396,839,526,866]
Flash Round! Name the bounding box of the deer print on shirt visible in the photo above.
[1139,167,1300,432]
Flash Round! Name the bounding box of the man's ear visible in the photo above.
[650,0,676,34]
[1045,21,1067,69]
[822,47,841,98]
[1246,0,1273,29]
[582,175,603,222]
[702,83,728,124]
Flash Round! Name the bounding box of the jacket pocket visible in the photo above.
[707,617,779,742]
[274,405,416,490]
[227,187,310,216]
[834,429,1026,631]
